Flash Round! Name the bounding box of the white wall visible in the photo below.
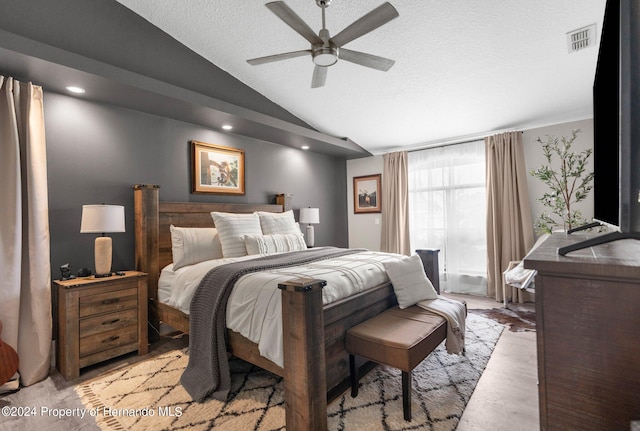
[346,155,383,250]
[347,119,595,247]
[523,118,594,235]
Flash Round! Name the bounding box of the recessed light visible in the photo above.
[65,86,85,94]
[222,124,233,130]
[301,145,310,150]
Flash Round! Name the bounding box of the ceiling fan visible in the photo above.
[247,0,399,88]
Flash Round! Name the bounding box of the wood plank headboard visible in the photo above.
[133,185,283,301]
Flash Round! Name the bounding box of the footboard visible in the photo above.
[278,278,397,431]
[277,250,439,431]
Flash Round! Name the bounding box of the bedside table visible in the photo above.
[55,271,148,379]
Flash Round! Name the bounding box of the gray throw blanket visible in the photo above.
[180,247,364,402]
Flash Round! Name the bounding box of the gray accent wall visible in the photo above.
[46,92,348,278]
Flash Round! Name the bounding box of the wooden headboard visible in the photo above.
[133,185,283,301]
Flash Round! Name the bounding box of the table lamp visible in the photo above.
[80,204,125,277]
[299,207,320,247]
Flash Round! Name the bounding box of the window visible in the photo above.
[408,140,486,295]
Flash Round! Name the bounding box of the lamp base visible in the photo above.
[305,225,315,248]
[94,236,113,277]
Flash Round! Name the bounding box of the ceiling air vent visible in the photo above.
[566,24,597,53]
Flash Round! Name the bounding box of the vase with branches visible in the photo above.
[529,129,594,234]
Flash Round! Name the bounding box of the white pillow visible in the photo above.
[210,212,263,257]
[244,233,307,255]
[169,225,223,270]
[255,210,299,235]
[383,254,438,309]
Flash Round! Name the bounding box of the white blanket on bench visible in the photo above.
[417,296,466,354]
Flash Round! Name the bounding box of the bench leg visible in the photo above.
[402,370,412,421]
[350,354,359,397]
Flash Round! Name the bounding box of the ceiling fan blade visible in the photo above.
[330,2,399,48]
[247,50,311,65]
[311,65,327,88]
[339,48,395,71]
[266,1,323,45]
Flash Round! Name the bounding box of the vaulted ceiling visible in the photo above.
[0,1,608,157]
[115,0,607,154]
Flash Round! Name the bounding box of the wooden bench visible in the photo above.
[346,300,468,421]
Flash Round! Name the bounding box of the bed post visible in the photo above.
[134,185,160,330]
[279,278,328,431]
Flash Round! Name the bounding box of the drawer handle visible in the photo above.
[102,318,120,325]
[101,298,120,305]
[104,336,120,343]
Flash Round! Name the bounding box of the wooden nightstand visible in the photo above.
[55,271,148,379]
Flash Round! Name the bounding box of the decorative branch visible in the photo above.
[529,129,594,234]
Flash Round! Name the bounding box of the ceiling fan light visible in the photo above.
[312,47,338,66]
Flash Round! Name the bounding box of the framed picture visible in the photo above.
[354,174,382,213]
[192,141,245,195]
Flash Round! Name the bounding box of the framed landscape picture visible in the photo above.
[354,174,381,213]
[192,140,245,195]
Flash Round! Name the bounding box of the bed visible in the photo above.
[133,184,439,430]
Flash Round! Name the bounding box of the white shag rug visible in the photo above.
[76,313,503,431]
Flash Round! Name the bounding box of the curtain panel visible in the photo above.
[0,76,52,386]
[381,151,410,255]
[408,140,487,294]
[485,131,534,301]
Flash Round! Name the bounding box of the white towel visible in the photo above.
[504,261,535,289]
[417,296,466,354]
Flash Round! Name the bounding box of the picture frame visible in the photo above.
[192,140,245,195]
[353,174,382,213]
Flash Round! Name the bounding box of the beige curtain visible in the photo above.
[0,76,52,386]
[381,151,411,255]
[485,132,534,302]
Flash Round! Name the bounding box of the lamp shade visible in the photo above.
[299,207,320,224]
[80,205,125,233]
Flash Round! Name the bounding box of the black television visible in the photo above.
[592,0,620,229]
[559,0,640,255]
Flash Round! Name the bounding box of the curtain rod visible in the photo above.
[379,128,521,154]
[376,116,593,156]
[407,129,521,153]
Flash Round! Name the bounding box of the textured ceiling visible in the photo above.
[114,0,607,154]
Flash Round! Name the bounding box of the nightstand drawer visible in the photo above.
[79,285,138,317]
[79,324,138,357]
[79,308,138,338]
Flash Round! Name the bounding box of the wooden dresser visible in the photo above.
[524,233,640,430]
[55,271,148,379]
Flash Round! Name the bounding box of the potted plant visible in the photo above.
[529,129,594,234]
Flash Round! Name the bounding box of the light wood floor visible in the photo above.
[449,293,539,431]
[0,293,538,431]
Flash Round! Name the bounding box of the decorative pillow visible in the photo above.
[255,210,299,235]
[169,225,223,270]
[243,233,307,255]
[210,212,263,257]
[383,254,438,309]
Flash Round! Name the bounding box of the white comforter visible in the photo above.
[158,248,404,367]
